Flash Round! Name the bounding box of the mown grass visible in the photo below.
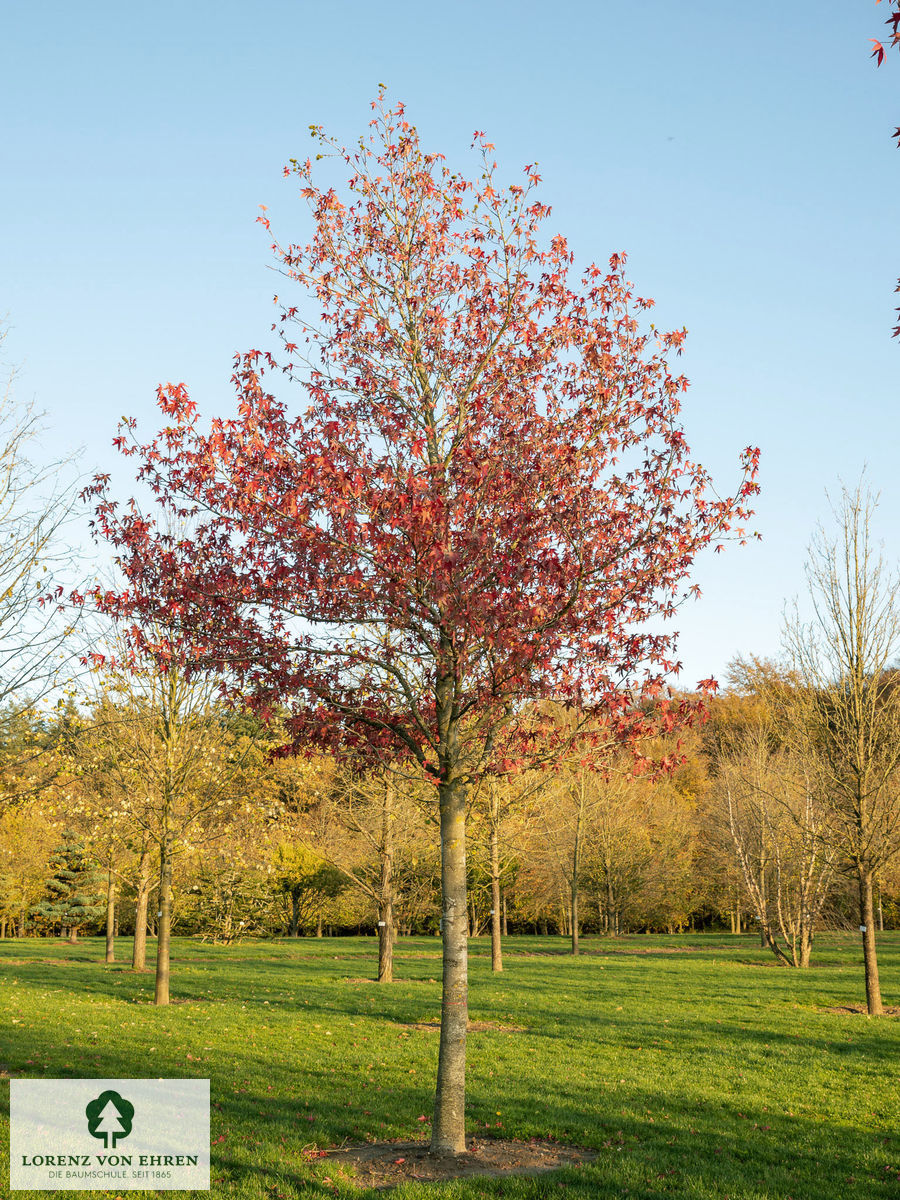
[1,931,899,1198]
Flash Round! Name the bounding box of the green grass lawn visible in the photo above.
[2,931,899,1198]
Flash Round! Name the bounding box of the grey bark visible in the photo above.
[105,870,116,963]
[430,775,468,1155]
[154,833,172,1006]
[377,778,395,982]
[490,821,502,972]
[859,868,883,1016]
[132,848,153,971]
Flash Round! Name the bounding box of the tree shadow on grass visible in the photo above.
[209,1073,900,1200]
[4,1015,899,1199]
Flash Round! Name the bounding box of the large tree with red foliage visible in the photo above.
[86,94,758,1155]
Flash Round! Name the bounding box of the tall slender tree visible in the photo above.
[78,655,257,1003]
[85,95,758,1153]
[780,484,900,1012]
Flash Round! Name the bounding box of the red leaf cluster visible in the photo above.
[84,94,759,781]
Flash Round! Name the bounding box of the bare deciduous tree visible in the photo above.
[713,721,835,967]
[779,484,900,1012]
[0,326,82,764]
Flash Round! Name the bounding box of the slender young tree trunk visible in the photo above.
[0,918,5,938]
[155,835,173,1006]
[289,892,300,936]
[799,929,812,969]
[431,774,468,1156]
[378,898,394,982]
[155,669,181,1006]
[377,777,395,983]
[877,879,884,933]
[490,819,502,972]
[132,853,152,971]
[502,893,508,937]
[570,773,584,955]
[760,921,792,966]
[316,912,323,937]
[606,873,615,938]
[132,889,150,970]
[858,868,884,1016]
[105,870,116,963]
[18,909,25,937]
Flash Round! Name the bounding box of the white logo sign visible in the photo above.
[10,1079,210,1191]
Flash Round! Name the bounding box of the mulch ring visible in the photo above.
[399,1019,527,1033]
[319,1137,596,1189]
[819,1003,900,1017]
[345,977,438,985]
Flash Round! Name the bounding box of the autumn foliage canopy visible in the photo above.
[87,95,759,781]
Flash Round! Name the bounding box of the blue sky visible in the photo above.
[2,0,897,689]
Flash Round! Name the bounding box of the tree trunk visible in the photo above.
[105,870,116,963]
[799,929,812,969]
[0,918,5,938]
[377,778,395,982]
[68,926,78,944]
[606,872,615,937]
[858,868,883,1016]
[289,892,300,936]
[570,774,583,954]
[431,775,468,1156]
[759,920,792,966]
[502,893,508,937]
[132,855,152,971]
[490,822,502,972]
[877,879,884,933]
[155,837,172,1006]
[316,911,323,938]
[18,909,25,937]
[377,900,394,983]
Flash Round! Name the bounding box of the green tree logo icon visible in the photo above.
[85,1090,134,1149]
